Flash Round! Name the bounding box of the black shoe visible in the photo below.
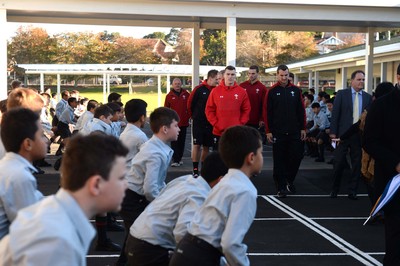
[315,158,325,162]
[106,220,125,232]
[348,193,358,200]
[286,183,296,194]
[277,190,287,198]
[326,158,334,165]
[54,157,62,171]
[95,239,122,252]
[330,191,338,198]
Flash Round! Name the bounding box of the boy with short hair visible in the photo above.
[308,102,330,162]
[0,133,129,265]
[118,107,180,264]
[0,108,47,239]
[74,99,98,133]
[119,99,148,167]
[105,102,126,138]
[126,152,228,266]
[81,105,113,136]
[169,125,263,266]
[55,97,78,155]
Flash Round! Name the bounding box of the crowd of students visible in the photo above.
[0,62,399,265]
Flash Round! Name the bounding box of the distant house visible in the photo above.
[133,38,178,63]
[316,36,346,54]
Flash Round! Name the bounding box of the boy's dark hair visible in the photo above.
[305,94,314,102]
[311,102,321,109]
[289,72,294,79]
[51,92,57,98]
[108,92,121,103]
[350,70,365,80]
[318,91,326,97]
[0,99,7,113]
[207,69,219,79]
[67,97,77,105]
[87,100,98,111]
[277,64,289,73]
[125,99,147,123]
[326,98,334,104]
[80,97,89,105]
[1,108,40,153]
[105,102,122,113]
[374,82,394,99]
[219,125,261,168]
[149,107,179,133]
[225,65,236,71]
[11,80,22,89]
[94,104,113,119]
[322,94,331,100]
[61,90,69,98]
[249,65,259,73]
[201,152,228,183]
[61,132,128,191]
[309,88,315,94]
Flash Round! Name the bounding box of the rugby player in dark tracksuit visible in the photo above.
[264,64,306,198]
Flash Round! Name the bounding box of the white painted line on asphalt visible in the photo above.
[87,255,119,258]
[257,194,369,197]
[254,217,368,221]
[248,252,385,256]
[262,195,383,266]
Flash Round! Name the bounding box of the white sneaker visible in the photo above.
[171,162,180,167]
[179,161,183,165]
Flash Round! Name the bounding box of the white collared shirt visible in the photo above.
[126,135,173,201]
[0,189,95,266]
[188,169,257,266]
[131,175,211,249]
[81,118,112,136]
[75,111,93,132]
[119,123,148,167]
[0,153,43,239]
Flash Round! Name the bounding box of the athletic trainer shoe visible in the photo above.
[286,183,296,194]
[171,162,180,167]
[277,190,287,198]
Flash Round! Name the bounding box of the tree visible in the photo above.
[143,32,166,40]
[8,26,57,64]
[173,29,192,64]
[165,28,180,45]
[110,36,161,64]
[200,29,226,66]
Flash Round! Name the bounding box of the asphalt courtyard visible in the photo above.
[36,127,385,266]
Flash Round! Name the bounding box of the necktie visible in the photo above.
[353,92,359,124]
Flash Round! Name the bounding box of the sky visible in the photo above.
[6,22,172,40]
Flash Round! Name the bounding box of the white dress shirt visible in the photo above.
[0,189,95,266]
[119,123,148,167]
[80,118,112,136]
[55,99,68,118]
[0,153,43,239]
[131,175,211,249]
[75,111,93,132]
[188,169,257,266]
[126,135,173,201]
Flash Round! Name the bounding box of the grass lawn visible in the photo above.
[43,85,173,112]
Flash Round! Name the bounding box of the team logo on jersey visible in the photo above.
[277,93,281,96]
[183,95,186,99]
[203,92,207,95]
[256,88,259,93]
[220,95,224,99]
[172,97,176,100]
[291,91,295,97]
[234,94,239,100]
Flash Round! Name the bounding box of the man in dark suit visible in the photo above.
[329,70,372,199]
[363,64,400,266]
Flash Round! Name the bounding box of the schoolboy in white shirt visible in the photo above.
[119,99,148,168]
[74,100,98,133]
[170,125,263,266]
[117,107,179,264]
[126,152,227,266]
[0,133,129,266]
[0,108,47,239]
[81,105,113,136]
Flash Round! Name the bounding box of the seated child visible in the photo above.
[169,125,263,266]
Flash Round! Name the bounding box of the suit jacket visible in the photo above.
[363,89,400,212]
[330,88,372,137]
